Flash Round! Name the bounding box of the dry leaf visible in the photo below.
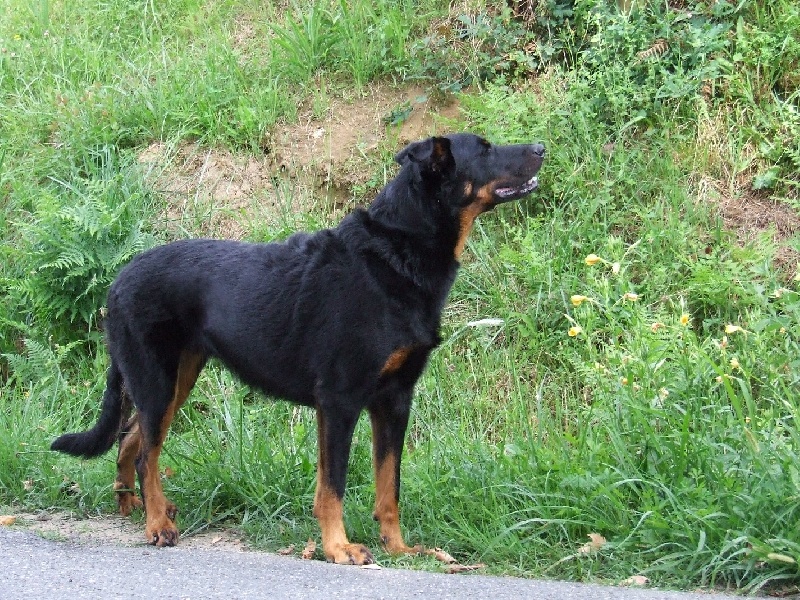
[446,563,486,574]
[162,466,175,478]
[0,515,16,526]
[301,538,316,559]
[360,563,382,570]
[426,548,457,564]
[277,545,295,556]
[578,532,607,554]
[210,536,222,545]
[23,479,34,491]
[621,575,650,586]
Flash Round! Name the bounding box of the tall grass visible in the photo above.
[2,0,799,592]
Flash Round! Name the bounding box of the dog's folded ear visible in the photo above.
[395,137,454,174]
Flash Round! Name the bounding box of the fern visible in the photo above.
[6,151,157,337]
[3,337,83,387]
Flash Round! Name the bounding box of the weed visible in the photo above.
[5,148,156,338]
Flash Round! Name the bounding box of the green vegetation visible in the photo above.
[2,0,799,593]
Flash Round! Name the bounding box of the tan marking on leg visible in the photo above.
[454,184,495,260]
[372,451,420,555]
[142,351,204,547]
[313,410,374,565]
[115,415,142,516]
[370,410,421,556]
[380,347,413,377]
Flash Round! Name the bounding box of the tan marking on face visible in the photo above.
[454,183,495,260]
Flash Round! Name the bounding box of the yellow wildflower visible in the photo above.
[585,253,601,266]
[730,357,740,370]
[621,377,629,386]
[724,324,744,334]
[568,325,582,337]
[679,313,690,326]
[622,292,639,302]
[571,294,589,307]
[780,327,786,334]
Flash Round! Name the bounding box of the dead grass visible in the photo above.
[694,108,799,275]
[695,174,800,273]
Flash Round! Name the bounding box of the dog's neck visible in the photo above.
[338,208,458,298]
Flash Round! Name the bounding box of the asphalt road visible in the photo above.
[2,528,737,600]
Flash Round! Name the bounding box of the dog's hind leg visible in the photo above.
[133,350,205,546]
[313,405,374,565]
[369,396,421,556]
[113,399,143,517]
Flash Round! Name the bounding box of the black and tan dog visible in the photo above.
[51,133,545,564]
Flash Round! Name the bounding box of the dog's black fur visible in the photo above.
[52,133,545,563]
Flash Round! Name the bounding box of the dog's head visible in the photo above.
[372,133,545,260]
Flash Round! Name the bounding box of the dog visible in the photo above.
[51,133,545,564]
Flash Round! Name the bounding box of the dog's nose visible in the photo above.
[531,143,546,157]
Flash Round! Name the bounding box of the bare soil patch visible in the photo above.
[272,84,459,184]
[5,510,247,550]
[138,84,460,239]
[697,176,800,273]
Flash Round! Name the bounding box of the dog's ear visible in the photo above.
[395,137,454,174]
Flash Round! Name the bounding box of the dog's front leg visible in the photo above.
[313,406,374,565]
[369,398,422,555]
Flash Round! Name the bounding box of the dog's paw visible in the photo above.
[145,519,179,547]
[118,494,143,517]
[380,536,424,556]
[325,543,375,565]
[113,484,143,517]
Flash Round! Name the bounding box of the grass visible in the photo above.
[2,0,800,593]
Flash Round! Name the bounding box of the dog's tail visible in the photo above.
[51,362,127,458]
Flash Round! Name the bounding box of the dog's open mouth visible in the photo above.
[494,175,539,201]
